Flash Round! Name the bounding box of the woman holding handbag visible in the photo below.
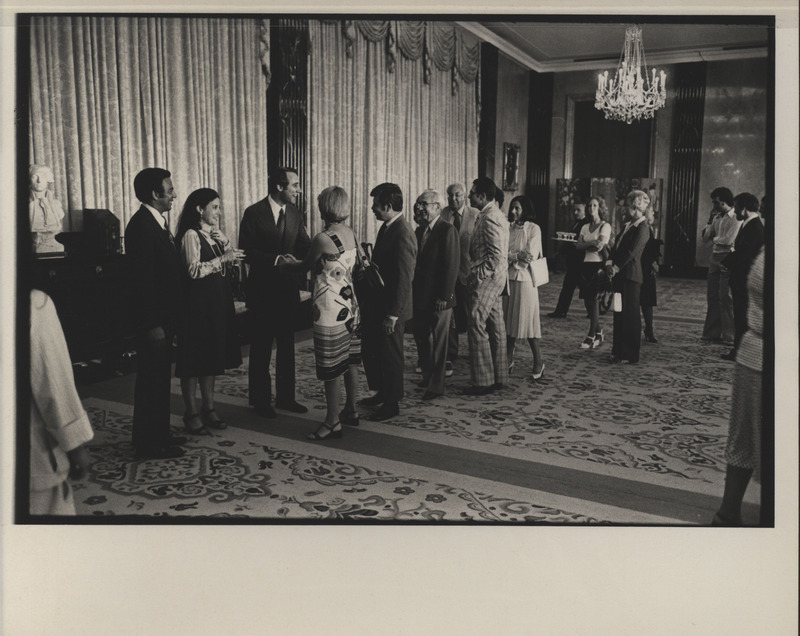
[504,195,545,380]
[576,196,612,350]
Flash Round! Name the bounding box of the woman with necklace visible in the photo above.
[284,186,361,440]
[575,196,612,350]
[504,195,545,380]
[174,188,244,435]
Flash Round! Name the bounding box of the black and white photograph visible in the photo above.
[1,2,797,634]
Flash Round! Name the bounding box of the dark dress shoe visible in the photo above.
[358,393,385,407]
[721,350,736,361]
[416,379,429,388]
[339,409,360,426]
[136,445,185,460]
[366,402,399,421]
[644,333,659,343]
[165,435,188,446]
[547,311,567,318]
[422,391,441,401]
[254,404,277,418]
[464,385,494,396]
[276,400,308,414]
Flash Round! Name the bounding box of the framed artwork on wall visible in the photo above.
[502,142,520,191]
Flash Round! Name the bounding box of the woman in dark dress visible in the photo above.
[174,188,244,434]
[640,206,663,343]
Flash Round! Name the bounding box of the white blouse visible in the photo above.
[579,221,612,263]
[181,226,231,279]
[507,222,542,283]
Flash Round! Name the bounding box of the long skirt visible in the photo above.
[725,363,762,481]
[503,280,541,339]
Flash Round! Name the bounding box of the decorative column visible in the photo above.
[664,62,706,274]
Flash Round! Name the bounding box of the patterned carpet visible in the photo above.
[72,274,762,523]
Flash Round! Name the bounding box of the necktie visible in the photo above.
[277,208,286,239]
[421,226,431,250]
[164,225,174,245]
[453,211,462,232]
[375,223,387,247]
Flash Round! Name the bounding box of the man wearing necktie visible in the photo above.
[440,182,479,372]
[358,182,417,421]
[239,167,311,418]
[411,190,459,400]
[125,167,186,459]
[605,189,651,364]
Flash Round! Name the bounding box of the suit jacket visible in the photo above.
[238,197,311,313]
[124,205,183,334]
[610,218,650,284]
[468,203,509,293]
[413,217,460,313]
[441,204,479,285]
[724,217,764,288]
[370,215,417,322]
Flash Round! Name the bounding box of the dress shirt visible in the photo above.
[143,203,168,230]
[702,210,741,255]
[267,195,285,225]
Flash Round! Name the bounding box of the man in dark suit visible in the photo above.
[548,200,588,317]
[721,192,765,361]
[125,167,186,459]
[359,182,417,421]
[412,190,459,400]
[606,189,651,364]
[239,167,311,418]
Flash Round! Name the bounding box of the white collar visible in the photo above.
[143,203,167,229]
[383,212,402,228]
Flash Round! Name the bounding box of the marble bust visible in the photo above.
[29,164,65,254]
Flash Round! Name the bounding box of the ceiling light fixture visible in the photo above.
[595,25,667,124]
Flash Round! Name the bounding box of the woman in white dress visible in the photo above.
[285,186,361,440]
[575,196,612,350]
[504,195,545,380]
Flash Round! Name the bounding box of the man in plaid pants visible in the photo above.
[464,177,509,395]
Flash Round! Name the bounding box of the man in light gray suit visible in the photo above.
[439,182,479,375]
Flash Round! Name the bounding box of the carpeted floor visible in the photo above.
[73,273,762,524]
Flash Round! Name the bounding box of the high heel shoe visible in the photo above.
[592,330,604,348]
[339,409,360,427]
[307,421,343,441]
[531,363,545,381]
[508,361,515,374]
[183,412,211,436]
[201,407,227,430]
[580,336,594,349]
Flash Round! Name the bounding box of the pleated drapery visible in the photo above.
[28,16,268,247]
[307,20,480,242]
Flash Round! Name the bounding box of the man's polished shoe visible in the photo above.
[366,402,399,421]
[464,385,494,396]
[422,391,441,401]
[165,435,188,446]
[547,311,567,318]
[721,350,736,361]
[135,445,185,460]
[445,362,454,378]
[275,400,308,414]
[358,393,385,407]
[254,404,277,418]
[415,379,429,388]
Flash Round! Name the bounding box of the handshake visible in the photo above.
[277,253,300,269]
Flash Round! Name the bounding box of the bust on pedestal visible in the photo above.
[29,164,65,255]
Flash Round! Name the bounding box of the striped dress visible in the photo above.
[311,232,361,381]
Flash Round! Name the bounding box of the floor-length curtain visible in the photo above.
[307,20,479,243]
[28,16,268,247]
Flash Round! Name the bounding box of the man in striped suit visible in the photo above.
[464,177,509,395]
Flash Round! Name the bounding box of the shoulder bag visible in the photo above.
[353,240,385,302]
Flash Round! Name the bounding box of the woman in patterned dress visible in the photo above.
[504,195,545,379]
[174,188,244,435]
[285,186,361,440]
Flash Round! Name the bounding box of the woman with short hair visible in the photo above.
[285,186,361,440]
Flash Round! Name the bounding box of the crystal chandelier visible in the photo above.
[595,25,667,124]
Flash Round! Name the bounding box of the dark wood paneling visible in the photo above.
[526,70,554,253]
[664,62,706,274]
[478,43,498,179]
